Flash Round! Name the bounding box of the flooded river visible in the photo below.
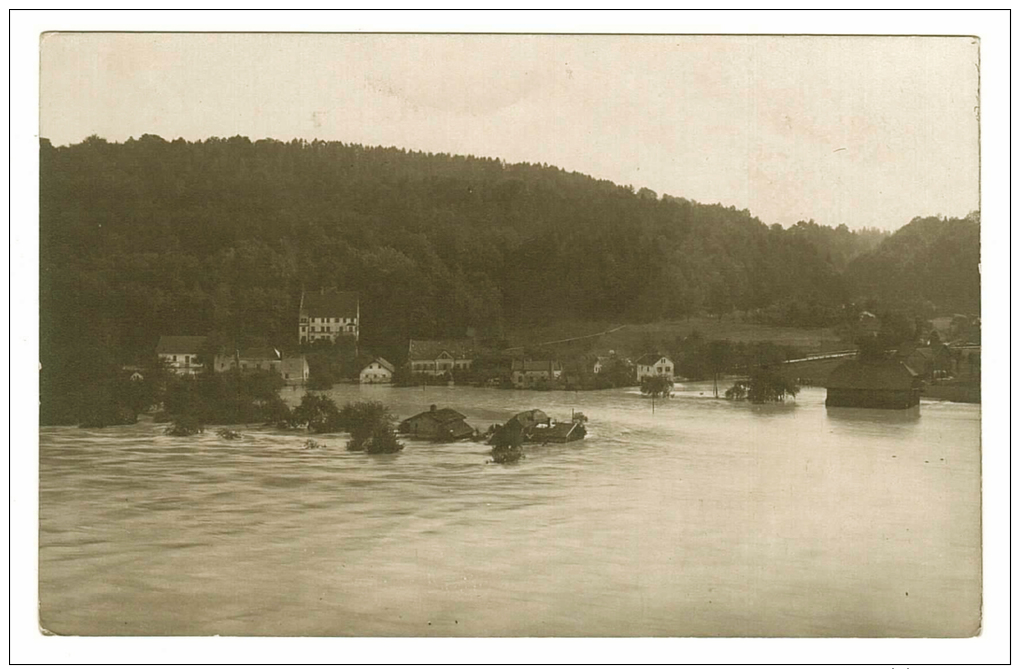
[39,383,981,637]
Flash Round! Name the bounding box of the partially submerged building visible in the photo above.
[398,405,474,441]
[825,359,923,409]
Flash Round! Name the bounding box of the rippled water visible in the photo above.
[39,383,981,637]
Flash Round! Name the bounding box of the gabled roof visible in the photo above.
[156,335,207,354]
[238,347,281,361]
[825,360,920,391]
[408,339,475,360]
[301,290,359,317]
[363,357,395,373]
[402,407,467,425]
[635,354,670,366]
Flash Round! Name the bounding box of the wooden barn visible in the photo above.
[398,405,475,441]
[825,359,923,409]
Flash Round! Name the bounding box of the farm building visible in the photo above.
[825,359,923,409]
[398,405,475,441]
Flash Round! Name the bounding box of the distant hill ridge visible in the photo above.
[40,136,976,368]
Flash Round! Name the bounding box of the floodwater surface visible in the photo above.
[39,384,981,636]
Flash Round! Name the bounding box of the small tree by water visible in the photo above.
[640,374,674,413]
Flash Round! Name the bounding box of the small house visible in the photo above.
[398,405,474,441]
[511,360,563,389]
[825,359,923,409]
[634,354,673,382]
[156,336,207,375]
[407,340,475,376]
[360,358,395,384]
[281,355,309,386]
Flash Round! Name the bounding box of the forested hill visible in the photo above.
[845,214,981,315]
[41,135,973,370]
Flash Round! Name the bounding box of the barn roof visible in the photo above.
[156,336,207,354]
[301,290,359,317]
[825,360,920,391]
[402,407,467,425]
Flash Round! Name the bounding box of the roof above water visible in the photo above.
[825,359,920,390]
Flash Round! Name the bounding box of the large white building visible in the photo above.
[299,289,359,345]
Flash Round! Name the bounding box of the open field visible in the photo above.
[506,317,845,357]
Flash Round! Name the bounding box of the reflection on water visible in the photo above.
[39,384,981,637]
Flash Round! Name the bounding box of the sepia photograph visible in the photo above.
[17,11,1008,660]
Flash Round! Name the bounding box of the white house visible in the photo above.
[156,336,207,375]
[635,354,674,382]
[360,358,395,384]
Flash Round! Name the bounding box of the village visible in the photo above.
[148,288,981,415]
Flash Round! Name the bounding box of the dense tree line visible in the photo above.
[39,135,978,423]
[844,213,981,315]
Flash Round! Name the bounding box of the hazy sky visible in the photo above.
[41,33,979,231]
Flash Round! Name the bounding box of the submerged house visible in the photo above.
[156,336,207,375]
[398,405,474,441]
[359,358,395,384]
[825,359,923,409]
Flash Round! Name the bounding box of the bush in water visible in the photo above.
[726,366,800,404]
[164,415,204,436]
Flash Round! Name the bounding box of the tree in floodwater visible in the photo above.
[340,401,402,453]
[640,374,674,413]
[725,366,800,404]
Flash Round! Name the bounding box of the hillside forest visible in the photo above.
[39,135,980,423]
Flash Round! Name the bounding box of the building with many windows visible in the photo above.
[299,289,359,345]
